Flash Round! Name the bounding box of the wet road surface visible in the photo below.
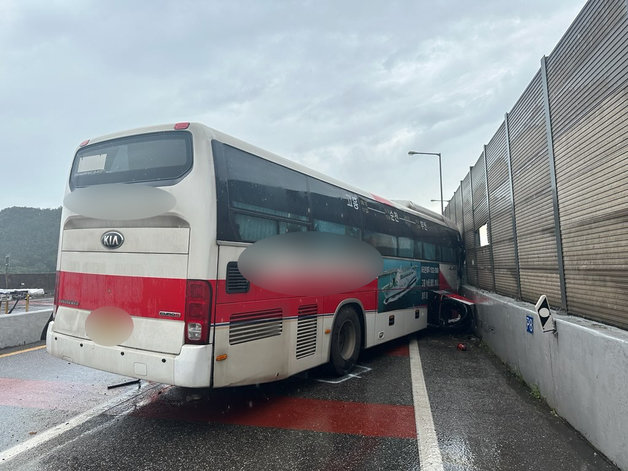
[420,333,615,470]
[0,331,619,470]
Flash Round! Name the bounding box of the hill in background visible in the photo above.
[0,207,61,274]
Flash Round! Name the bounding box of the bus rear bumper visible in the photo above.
[46,322,213,388]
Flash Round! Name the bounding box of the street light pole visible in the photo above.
[408,151,444,214]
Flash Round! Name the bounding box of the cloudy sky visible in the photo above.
[1,0,585,213]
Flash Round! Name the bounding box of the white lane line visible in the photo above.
[409,338,444,471]
[0,383,155,465]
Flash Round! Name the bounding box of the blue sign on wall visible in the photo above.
[526,315,534,334]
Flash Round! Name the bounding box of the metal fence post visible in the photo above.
[483,146,496,291]
[459,182,465,236]
[540,55,568,311]
[458,182,467,285]
[469,166,479,285]
[504,113,522,299]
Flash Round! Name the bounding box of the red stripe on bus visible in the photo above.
[56,271,187,319]
[439,271,452,290]
[135,395,416,439]
[57,271,382,323]
[371,193,395,207]
[214,280,378,324]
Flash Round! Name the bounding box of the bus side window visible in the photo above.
[234,213,277,242]
[223,144,309,223]
[364,231,397,257]
[424,242,437,261]
[441,246,457,263]
[414,240,424,259]
[313,219,361,239]
[398,237,414,258]
[279,221,308,234]
[314,219,345,235]
[308,177,362,234]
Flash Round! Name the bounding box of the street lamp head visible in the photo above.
[408,150,440,157]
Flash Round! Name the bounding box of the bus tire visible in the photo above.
[40,313,53,340]
[329,306,362,376]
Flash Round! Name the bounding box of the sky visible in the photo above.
[0,0,586,213]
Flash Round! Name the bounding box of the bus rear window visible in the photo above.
[70,131,193,189]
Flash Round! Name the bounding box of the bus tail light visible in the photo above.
[52,271,60,319]
[185,280,212,344]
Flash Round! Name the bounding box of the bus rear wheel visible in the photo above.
[329,307,362,376]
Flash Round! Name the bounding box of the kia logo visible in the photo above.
[101,231,124,249]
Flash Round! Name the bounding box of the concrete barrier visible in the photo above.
[0,309,53,350]
[464,286,628,471]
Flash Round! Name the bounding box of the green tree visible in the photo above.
[0,207,61,274]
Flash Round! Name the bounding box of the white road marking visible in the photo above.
[314,365,372,384]
[0,382,157,465]
[409,338,444,471]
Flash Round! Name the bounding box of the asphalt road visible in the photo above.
[0,331,618,471]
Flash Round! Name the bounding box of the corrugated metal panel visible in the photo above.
[461,173,477,286]
[462,174,474,247]
[471,152,493,290]
[486,122,519,298]
[508,71,562,308]
[494,267,519,296]
[547,0,628,328]
[472,154,488,226]
[443,203,452,221]
[455,187,465,234]
[444,0,627,329]
[445,186,463,232]
[476,247,493,290]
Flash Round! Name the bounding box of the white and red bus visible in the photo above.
[47,122,469,388]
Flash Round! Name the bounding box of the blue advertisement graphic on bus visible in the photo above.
[377,259,439,313]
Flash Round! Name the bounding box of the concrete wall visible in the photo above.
[464,285,628,470]
[0,309,53,349]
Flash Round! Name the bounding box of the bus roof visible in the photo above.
[78,122,458,232]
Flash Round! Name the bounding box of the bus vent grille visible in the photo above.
[229,308,283,345]
[226,261,250,294]
[296,304,318,359]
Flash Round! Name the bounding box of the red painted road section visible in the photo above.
[134,394,416,439]
[1,339,417,454]
[127,340,415,438]
[383,343,410,357]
